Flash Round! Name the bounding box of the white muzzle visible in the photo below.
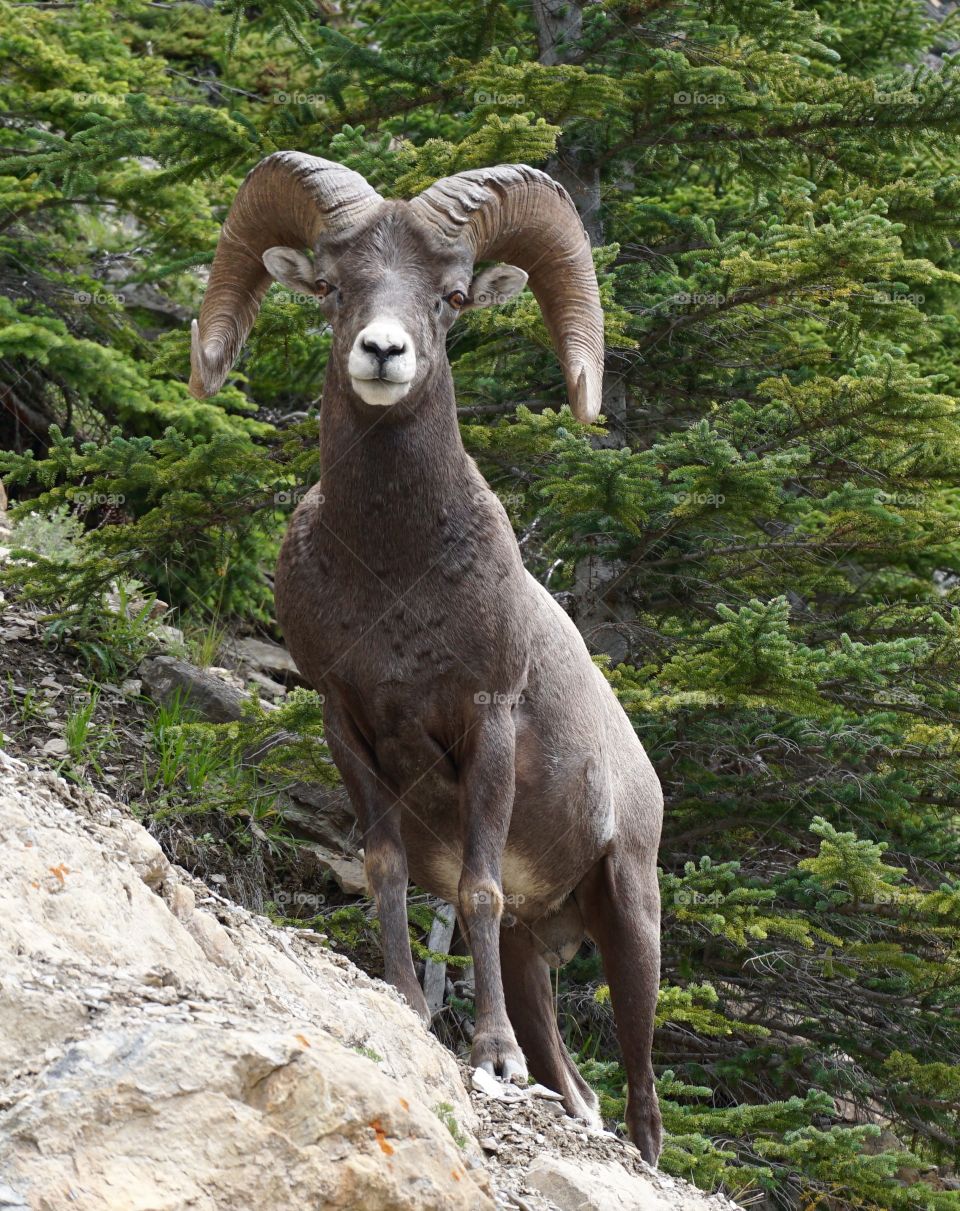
[347,318,416,406]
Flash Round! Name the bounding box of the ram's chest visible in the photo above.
[277,500,524,691]
[297,573,479,689]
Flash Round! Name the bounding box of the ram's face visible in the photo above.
[262,207,527,408]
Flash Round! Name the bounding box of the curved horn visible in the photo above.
[409,165,604,422]
[190,152,383,398]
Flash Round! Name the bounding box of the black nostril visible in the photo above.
[362,338,406,362]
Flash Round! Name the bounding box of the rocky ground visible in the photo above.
[0,750,744,1211]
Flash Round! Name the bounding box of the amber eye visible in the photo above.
[315,279,333,299]
[446,290,468,310]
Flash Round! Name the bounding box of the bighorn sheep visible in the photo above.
[189,153,664,1162]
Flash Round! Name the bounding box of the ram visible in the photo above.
[189,153,664,1162]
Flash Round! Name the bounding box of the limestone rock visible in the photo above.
[0,748,490,1211]
[139,653,249,722]
[4,1021,482,1211]
[225,634,302,680]
[527,1155,668,1210]
[302,840,369,895]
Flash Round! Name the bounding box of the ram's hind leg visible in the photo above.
[500,923,601,1127]
[576,848,663,1164]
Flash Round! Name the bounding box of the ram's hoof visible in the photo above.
[472,1034,528,1084]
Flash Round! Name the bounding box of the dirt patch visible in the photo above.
[0,592,361,928]
[0,601,153,802]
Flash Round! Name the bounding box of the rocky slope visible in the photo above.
[0,747,743,1211]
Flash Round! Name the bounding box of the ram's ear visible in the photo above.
[466,264,528,308]
[262,246,320,295]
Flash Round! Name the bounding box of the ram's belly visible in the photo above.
[406,844,555,912]
[401,799,604,921]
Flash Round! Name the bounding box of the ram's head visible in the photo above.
[189,154,604,419]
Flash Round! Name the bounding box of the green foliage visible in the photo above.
[313,904,377,953]
[10,505,85,562]
[63,688,106,772]
[408,901,472,970]
[193,688,337,788]
[4,0,960,1206]
[143,688,336,836]
[433,1101,469,1150]
[352,1043,383,1064]
[0,420,317,623]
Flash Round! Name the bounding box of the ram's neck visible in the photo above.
[317,358,475,516]
[302,358,516,600]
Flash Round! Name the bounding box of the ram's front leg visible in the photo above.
[323,700,430,1023]
[458,703,527,1082]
